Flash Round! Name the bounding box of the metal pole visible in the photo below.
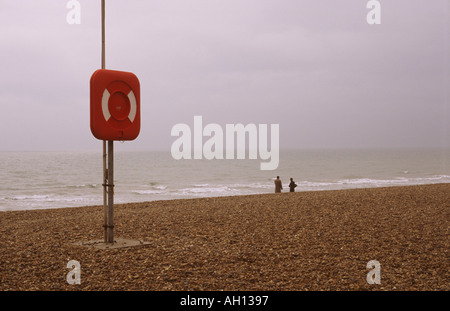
[103,142,107,242]
[101,0,108,243]
[107,140,114,243]
[101,0,105,69]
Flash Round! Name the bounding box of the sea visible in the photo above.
[0,149,449,211]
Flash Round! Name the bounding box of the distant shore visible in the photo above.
[0,183,448,290]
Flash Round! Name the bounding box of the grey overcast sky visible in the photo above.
[0,0,448,151]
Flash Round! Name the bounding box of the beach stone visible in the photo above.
[0,184,448,291]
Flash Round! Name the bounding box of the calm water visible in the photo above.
[0,149,449,211]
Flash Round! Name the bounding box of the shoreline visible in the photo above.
[0,183,448,290]
[2,182,449,213]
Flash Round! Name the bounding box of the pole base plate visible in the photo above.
[74,238,151,249]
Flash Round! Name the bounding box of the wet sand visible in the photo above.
[0,184,448,291]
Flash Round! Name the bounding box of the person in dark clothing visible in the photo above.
[289,178,297,192]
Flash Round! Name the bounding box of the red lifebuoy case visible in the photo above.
[90,69,141,141]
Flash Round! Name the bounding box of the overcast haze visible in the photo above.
[0,0,448,151]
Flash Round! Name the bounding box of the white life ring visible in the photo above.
[101,89,137,122]
[100,81,137,130]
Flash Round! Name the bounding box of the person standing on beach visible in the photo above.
[274,176,283,193]
[289,178,297,192]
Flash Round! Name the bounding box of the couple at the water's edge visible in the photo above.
[274,176,297,193]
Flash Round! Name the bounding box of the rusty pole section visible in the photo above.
[107,140,114,243]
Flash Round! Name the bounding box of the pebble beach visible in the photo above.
[0,184,448,291]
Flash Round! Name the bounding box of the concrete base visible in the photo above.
[75,238,151,249]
